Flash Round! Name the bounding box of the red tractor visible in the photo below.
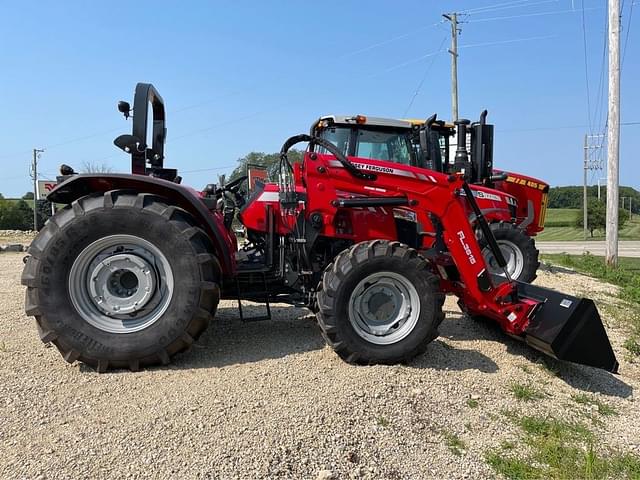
[309,113,549,283]
[22,83,617,373]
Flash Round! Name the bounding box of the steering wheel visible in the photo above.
[223,175,248,193]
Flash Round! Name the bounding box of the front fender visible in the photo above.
[48,174,236,274]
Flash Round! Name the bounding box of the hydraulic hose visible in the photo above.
[279,134,376,181]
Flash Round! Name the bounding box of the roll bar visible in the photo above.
[114,83,168,176]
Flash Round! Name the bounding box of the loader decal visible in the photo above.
[457,230,477,265]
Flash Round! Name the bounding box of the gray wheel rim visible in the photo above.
[348,271,420,345]
[482,239,525,279]
[68,234,174,334]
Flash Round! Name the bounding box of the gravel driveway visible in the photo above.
[1,252,638,479]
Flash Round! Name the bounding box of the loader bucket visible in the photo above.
[517,282,619,373]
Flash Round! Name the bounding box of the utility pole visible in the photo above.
[31,148,44,231]
[583,134,604,239]
[598,177,607,200]
[606,0,621,267]
[443,13,460,121]
[583,135,588,240]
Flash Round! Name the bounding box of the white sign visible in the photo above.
[37,180,57,200]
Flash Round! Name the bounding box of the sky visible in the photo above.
[0,0,637,198]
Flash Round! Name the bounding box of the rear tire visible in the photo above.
[481,222,539,283]
[21,191,221,372]
[316,240,444,364]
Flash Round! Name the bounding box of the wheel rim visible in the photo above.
[348,271,420,345]
[482,239,525,279]
[68,234,174,333]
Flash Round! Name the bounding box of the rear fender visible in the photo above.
[47,174,236,274]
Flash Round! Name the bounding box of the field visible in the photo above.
[538,209,640,241]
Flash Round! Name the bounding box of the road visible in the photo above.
[537,240,640,258]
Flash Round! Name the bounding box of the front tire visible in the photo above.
[481,222,539,283]
[316,240,444,364]
[21,191,221,372]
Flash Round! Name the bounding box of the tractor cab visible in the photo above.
[311,112,494,184]
[311,115,417,166]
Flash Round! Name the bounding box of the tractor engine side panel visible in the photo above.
[493,171,549,235]
[468,184,517,224]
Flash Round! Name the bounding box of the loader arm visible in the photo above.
[303,152,618,372]
[305,154,525,331]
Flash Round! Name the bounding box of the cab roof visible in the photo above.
[316,115,414,130]
[313,115,454,132]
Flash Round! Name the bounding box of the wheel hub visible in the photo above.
[361,285,402,326]
[68,234,174,334]
[482,239,525,279]
[348,272,420,345]
[88,253,155,315]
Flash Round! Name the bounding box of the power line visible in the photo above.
[592,9,609,135]
[403,36,448,117]
[181,165,236,174]
[580,0,593,134]
[462,0,559,15]
[458,34,557,49]
[498,120,640,132]
[338,21,444,59]
[467,5,602,23]
[622,0,635,67]
[462,0,532,14]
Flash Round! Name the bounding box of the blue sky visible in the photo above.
[0,0,637,197]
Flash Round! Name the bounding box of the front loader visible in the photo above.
[21,83,618,374]
[309,113,547,283]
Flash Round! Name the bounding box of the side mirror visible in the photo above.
[113,134,141,153]
[118,101,131,119]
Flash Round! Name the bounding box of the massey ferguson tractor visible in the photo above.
[21,83,617,373]
[309,113,549,283]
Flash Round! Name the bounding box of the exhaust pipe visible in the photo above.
[518,282,619,373]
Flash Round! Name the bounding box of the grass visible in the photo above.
[623,338,640,356]
[510,382,544,402]
[466,398,479,408]
[443,430,466,456]
[543,208,582,227]
[541,253,640,358]
[571,394,618,417]
[537,209,640,241]
[517,364,533,375]
[376,415,389,428]
[486,413,640,479]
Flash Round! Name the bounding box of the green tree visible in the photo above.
[548,186,640,214]
[35,199,53,230]
[0,199,33,230]
[576,200,629,237]
[22,191,34,200]
[228,149,304,183]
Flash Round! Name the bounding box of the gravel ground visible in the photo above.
[0,230,35,246]
[1,252,638,479]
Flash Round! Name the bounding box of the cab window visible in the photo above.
[316,127,350,155]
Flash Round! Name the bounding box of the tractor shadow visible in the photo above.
[173,304,500,374]
[161,304,632,398]
[453,314,633,399]
[174,304,325,369]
